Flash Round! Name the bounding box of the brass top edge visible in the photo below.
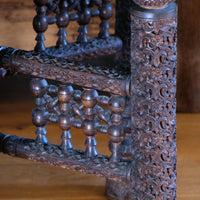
[131,2,177,19]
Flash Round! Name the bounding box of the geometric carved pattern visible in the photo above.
[44,36,123,61]
[0,133,131,182]
[0,47,130,95]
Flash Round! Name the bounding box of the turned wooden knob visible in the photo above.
[30,78,48,98]
[58,85,73,103]
[32,108,49,128]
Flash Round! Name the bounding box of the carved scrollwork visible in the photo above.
[129,10,177,200]
[106,2,177,199]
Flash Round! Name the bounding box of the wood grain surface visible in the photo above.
[0,101,200,199]
[0,0,199,112]
[177,0,200,112]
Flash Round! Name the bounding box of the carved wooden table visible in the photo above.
[0,0,177,199]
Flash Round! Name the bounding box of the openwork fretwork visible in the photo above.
[0,0,177,199]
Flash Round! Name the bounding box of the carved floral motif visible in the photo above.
[129,14,177,200]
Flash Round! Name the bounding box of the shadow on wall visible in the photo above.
[177,0,200,112]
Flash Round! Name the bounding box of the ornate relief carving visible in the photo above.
[0,133,131,182]
[106,2,177,199]
[0,1,177,199]
[45,36,122,61]
[129,11,177,200]
[0,47,129,95]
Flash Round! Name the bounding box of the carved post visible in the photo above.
[106,1,177,199]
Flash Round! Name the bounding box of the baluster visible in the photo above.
[98,0,113,38]
[120,98,132,161]
[56,0,69,47]
[77,0,91,43]
[30,78,49,143]
[108,95,126,162]
[58,84,74,151]
[33,0,48,51]
[120,119,132,161]
[81,88,98,157]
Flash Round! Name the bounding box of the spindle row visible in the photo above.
[33,0,113,51]
[30,78,131,162]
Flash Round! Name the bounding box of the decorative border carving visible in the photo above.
[0,133,131,182]
[0,47,130,95]
[45,36,122,62]
[132,0,176,9]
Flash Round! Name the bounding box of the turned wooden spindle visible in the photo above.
[119,98,132,161]
[107,95,125,162]
[30,78,49,144]
[33,0,48,51]
[120,122,132,161]
[58,84,74,151]
[56,0,69,47]
[81,88,98,157]
[99,0,112,38]
[46,0,59,15]
[77,0,91,43]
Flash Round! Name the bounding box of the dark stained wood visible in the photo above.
[0,1,198,198]
[0,47,128,95]
[133,0,176,9]
[0,101,200,199]
[0,0,199,112]
[0,1,178,199]
[177,0,200,112]
[0,0,199,199]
